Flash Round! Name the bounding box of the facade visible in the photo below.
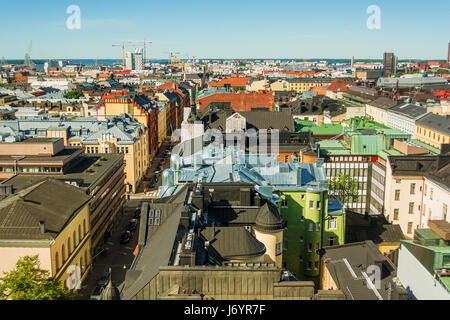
[415,113,450,150]
[383,52,397,76]
[384,155,450,237]
[365,97,398,125]
[102,92,159,158]
[0,179,92,288]
[397,221,450,300]
[0,143,126,251]
[125,48,144,71]
[386,104,428,137]
[0,115,149,193]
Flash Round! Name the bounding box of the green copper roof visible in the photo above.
[295,119,343,136]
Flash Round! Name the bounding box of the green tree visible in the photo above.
[64,91,84,99]
[0,255,77,300]
[328,173,359,206]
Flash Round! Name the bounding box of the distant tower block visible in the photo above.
[351,56,354,69]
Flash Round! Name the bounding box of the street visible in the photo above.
[77,204,140,300]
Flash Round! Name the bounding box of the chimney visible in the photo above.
[39,219,45,234]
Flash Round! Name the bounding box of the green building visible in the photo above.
[158,144,346,280]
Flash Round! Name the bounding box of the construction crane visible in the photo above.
[164,52,180,66]
[24,40,35,69]
[124,40,152,65]
[112,42,138,71]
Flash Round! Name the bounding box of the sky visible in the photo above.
[1,0,449,60]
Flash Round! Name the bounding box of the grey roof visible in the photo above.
[201,226,266,260]
[366,97,398,110]
[254,203,284,232]
[387,103,428,120]
[0,179,91,241]
[121,186,189,300]
[416,113,450,136]
[0,114,145,145]
[322,241,407,300]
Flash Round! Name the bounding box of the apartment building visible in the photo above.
[415,113,450,150]
[0,179,92,288]
[384,155,450,237]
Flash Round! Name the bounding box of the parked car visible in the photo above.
[90,285,104,300]
[128,219,137,231]
[120,231,131,244]
[97,271,110,287]
[134,209,141,219]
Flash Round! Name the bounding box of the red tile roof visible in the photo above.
[209,77,252,88]
[196,91,275,112]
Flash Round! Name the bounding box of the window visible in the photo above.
[283,241,288,250]
[409,202,414,214]
[316,223,320,232]
[285,155,289,162]
[395,190,400,201]
[300,236,304,242]
[276,243,282,256]
[430,188,433,200]
[308,243,312,252]
[301,195,305,200]
[315,243,319,251]
[410,183,416,195]
[281,199,288,208]
[307,261,312,270]
[328,237,335,246]
[300,216,304,222]
[62,245,66,262]
[299,256,303,263]
[67,238,71,255]
[78,225,82,243]
[394,209,399,221]
[73,231,77,248]
[309,222,313,232]
[444,204,448,221]
[424,184,427,196]
[149,218,153,225]
[55,252,60,271]
[155,210,161,217]
[407,222,413,234]
[155,218,160,226]
[309,201,314,210]
[328,217,337,230]
[149,210,154,217]
[317,201,321,210]
[314,261,319,270]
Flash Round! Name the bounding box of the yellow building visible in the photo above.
[415,113,450,150]
[0,179,92,290]
[157,103,168,146]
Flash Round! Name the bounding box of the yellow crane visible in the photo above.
[124,40,152,65]
[112,42,138,71]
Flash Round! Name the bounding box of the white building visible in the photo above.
[125,48,144,71]
[384,155,449,237]
[386,103,428,137]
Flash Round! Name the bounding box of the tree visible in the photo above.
[0,255,77,300]
[64,91,84,99]
[328,173,359,206]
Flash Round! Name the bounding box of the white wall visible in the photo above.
[421,178,449,227]
[0,246,52,275]
[397,244,450,300]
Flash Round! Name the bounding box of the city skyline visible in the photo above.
[1,0,449,60]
